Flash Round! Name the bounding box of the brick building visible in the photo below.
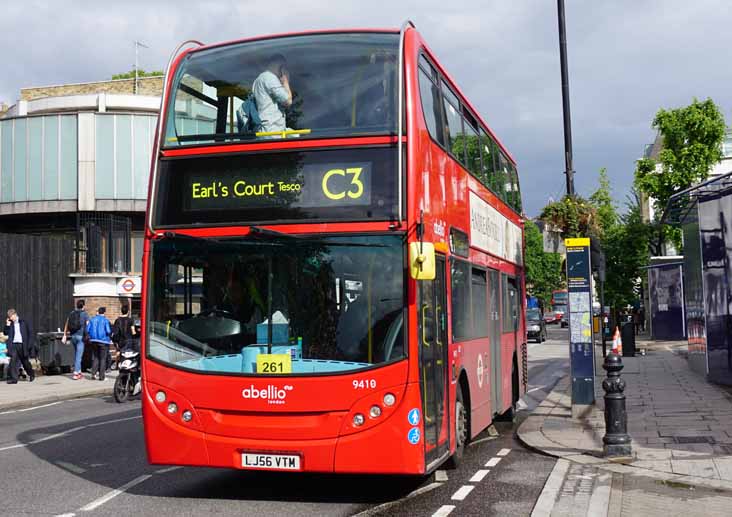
[0,76,163,326]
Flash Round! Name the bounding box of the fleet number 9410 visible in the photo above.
[353,379,376,389]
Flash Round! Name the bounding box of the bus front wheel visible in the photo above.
[446,386,468,469]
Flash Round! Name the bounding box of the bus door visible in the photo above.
[489,270,502,415]
[418,255,449,467]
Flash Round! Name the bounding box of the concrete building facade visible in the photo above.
[0,76,162,324]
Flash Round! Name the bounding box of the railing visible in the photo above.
[75,213,132,274]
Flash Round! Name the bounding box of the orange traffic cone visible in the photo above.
[612,326,623,355]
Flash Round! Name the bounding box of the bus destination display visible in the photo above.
[153,147,398,226]
[188,162,372,210]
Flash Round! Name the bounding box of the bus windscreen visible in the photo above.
[147,234,405,375]
[163,32,399,145]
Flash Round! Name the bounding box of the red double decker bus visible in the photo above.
[141,23,526,475]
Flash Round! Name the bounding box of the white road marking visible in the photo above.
[485,457,502,467]
[18,401,63,412]
[451,485,474,501]
[79,474,152,511]
[469,469,490,482]
[432,505,456,517]
[0,415,141,453]
[0,401,63,415]
[531,459,570,517]
[54,513,76,517]
[497,448,511,456]
[155,466,182,474]
[435,469,448,481]
[586,472,612,517]
[351,482,443,517]
[56,461,87,474]
[87,415,141,428]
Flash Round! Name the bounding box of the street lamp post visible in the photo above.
[557,0,575,197]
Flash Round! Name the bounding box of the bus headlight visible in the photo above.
[383,393,396,407]
[369,405,382,418]
[353,413,365,427]
[167,402,178,414]
[155,391,166,403]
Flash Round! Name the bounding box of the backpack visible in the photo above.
[68,310,82,334]
[236,94,261,133]
[112,316,133,345]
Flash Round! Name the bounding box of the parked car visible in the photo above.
[560,312,568,328]
[527,308,547,342]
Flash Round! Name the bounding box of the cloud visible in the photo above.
[3,0,732,216]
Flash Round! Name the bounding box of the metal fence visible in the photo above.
[75,213,132,274]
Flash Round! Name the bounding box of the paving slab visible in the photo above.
[525,340,732,515]
[0,369,118,410]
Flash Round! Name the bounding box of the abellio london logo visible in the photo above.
[242,384,294,405]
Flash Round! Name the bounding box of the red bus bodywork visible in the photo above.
[142,26,527,475]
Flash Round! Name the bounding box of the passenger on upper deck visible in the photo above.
[252,53,293,133]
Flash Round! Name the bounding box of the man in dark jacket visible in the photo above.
[4,308,36,384]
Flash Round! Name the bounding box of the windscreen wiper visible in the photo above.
[249,226,303,239]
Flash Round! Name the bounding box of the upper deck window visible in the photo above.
[164,33,399,146]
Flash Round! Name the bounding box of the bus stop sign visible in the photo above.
[565,237,595,417]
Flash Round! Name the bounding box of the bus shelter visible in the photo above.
[668,171,732,384]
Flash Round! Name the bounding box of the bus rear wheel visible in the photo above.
[446,386,468,469]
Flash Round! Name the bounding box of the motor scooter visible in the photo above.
[114,321,141,403]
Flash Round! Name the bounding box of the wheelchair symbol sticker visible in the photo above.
[408,427,421,445]
[407,408,420,426]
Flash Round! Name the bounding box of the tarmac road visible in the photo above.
[0,327,569,517]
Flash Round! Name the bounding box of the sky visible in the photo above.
[3,0,732,217]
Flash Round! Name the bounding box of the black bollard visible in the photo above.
[602,353,632,457]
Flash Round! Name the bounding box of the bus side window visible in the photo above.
[418,65,446,146]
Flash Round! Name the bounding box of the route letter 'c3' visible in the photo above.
[322,167,364,200]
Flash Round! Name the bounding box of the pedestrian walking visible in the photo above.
[62,299,90,380]
[4,309,37,384]
[88,307,112,381]
[111,304,136,369]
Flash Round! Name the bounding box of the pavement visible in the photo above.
[0,367,118,411]
[520,337,732,516]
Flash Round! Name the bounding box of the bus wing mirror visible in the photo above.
[409,242,436,280]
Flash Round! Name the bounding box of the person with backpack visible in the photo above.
[88,307,112,381]
[62,299,90,380]
[111,304,136,369]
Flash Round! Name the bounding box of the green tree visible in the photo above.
[589,167,618,237]
[112,69,164,80]
[634,97,726,253]
[524,221,563,309]
[602,192,651,310]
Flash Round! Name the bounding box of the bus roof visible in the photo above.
[185,28,400,56]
